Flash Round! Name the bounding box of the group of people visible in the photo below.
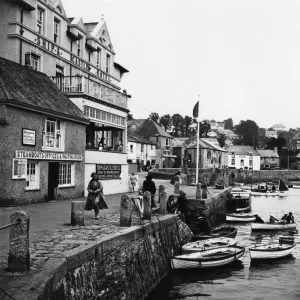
[254,212,295,224]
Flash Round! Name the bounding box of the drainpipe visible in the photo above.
[19,9,25,65]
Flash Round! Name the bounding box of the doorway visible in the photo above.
[48,162,59,200]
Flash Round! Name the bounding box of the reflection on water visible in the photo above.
[147,189,300,300]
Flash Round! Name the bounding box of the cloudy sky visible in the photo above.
[63,0,300,130]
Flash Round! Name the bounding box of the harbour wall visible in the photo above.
[7,215,193,300]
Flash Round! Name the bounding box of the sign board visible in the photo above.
[22,128,36,146]
[15,150,82,161]
[96,164,121,179]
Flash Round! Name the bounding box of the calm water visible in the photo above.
[147,189,300,300]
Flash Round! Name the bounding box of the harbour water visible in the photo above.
[147,188,300,300]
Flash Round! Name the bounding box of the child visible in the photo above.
[130,173,138,192]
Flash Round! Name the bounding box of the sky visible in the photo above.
[62,0,300,130]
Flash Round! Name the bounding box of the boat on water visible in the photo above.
[193,226,237,241]
[230,191,251,200]
[251,191,279,196]
[251,222,297,231]
[278,179,289,197]
[226,213,256,222]
[249,237,296,260]
[171,246,246,269]
[182,237,238,254]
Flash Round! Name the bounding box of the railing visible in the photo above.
[50,76,128,109]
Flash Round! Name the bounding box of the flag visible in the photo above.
[193,101,199,119]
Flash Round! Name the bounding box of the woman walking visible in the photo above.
[85,172,108,219]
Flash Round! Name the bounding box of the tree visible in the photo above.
[235,120,259,146]
[149,112,160,123]
[200,120,211,137]
[159,114,172,131]
[224,118,234,130]
[180,115,193,137]
[171,114,184,137]
[266,137,287,150]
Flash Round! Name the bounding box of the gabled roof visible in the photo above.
[134,119,173,138]
[127,131,155,145]
[257,150,279,158]
[224,145,260,156]
[0,57,89,124]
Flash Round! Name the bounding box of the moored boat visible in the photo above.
[249,237,296,260]
[171,246,246,269]
[226,213,256,222]
[251,191,279,196]
[193,226,238,241]
[230,191,251,200]
[182,237,238,254]
[251,222,297,231]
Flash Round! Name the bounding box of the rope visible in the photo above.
[0,287,16,300]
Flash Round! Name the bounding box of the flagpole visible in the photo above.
[196,117,200,184]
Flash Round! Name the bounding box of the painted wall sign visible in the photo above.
[96,164,121,179]
[15,150,82,161]
[22,128,36,146]
[37,36,60,56]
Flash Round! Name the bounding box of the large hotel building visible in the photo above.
[0,0,131,204]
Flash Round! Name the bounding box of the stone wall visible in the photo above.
[7,215,192,300]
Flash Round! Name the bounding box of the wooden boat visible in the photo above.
[249,237,296,260]
[193,226,238,241]
[182,237,238,254]
[251,222,297,231]
[230,192,250,200]
[236,205,251,212]
[171,246,246,269]
[293,185,300,189]
[251,191,279,196]
[226,213,256,222]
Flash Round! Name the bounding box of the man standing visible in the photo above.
[143,174,157,208]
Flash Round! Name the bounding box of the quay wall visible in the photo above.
[9,215,193,300]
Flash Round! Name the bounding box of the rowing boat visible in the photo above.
[193,226,238,241]
[249,237,296,260]
[250,191,279,196]
[171,246,246,269]
[182,237,238,254]
[226,213,256,222]
[251,222,297,231]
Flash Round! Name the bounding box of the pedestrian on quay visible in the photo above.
[143,174,157,208]
[130,173,138,192]
[85,172,108,219]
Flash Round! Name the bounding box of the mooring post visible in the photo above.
[202,184,208,199]
[143,191,152,220]
[158,185,167,214]
[196,183,202,200]
[8,211,30,272]
[120,194,132,226]
[71,200,85,226]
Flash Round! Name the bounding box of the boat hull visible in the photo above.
[251,192,279,196]
[226,213,256,222]
[193,226,238,240]
[251,223,297,231]
[249,243,295,260]
[171,246,246,269]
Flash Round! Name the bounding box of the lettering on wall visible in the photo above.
[15,150,82,161]
[96,164,121,179]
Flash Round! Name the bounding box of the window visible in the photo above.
[96,49,101,68]
[240,159,244,166]
[166,138,169,146]
[25,53,40,71]
[249,159,253,166]
[37,7,44,34]
[130,145,133,153]
[231,158,235,166]
[43,118,62,150]
[77,36,83,57]
[151,145,153,150]
[54,18,60,44]
[26,162,40,190]
[58,163,74,186]
[12,159,26,179]
[106,54,111,74]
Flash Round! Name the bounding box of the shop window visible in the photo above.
[37,6,44,35]
[43,118,63,150]
[58,163,74,186]
[54,18,60,44]
[26,162,40,190]
[12,159,27,179]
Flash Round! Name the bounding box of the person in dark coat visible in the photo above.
[143,174,157,208]
[285,212,295,224]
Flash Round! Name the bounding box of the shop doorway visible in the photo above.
[48,162,59,200]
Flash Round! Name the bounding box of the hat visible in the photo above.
[91,172,97,177]
[146,174,152,180]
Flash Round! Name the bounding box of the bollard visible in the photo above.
[202,185,208,199]
[143,191,152,220]
[71,201,85,226]
[8,211,30,272]
[120,194,132,226]
[196,183,202,200]
[158,185,167,214]
[174,181,180,194]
